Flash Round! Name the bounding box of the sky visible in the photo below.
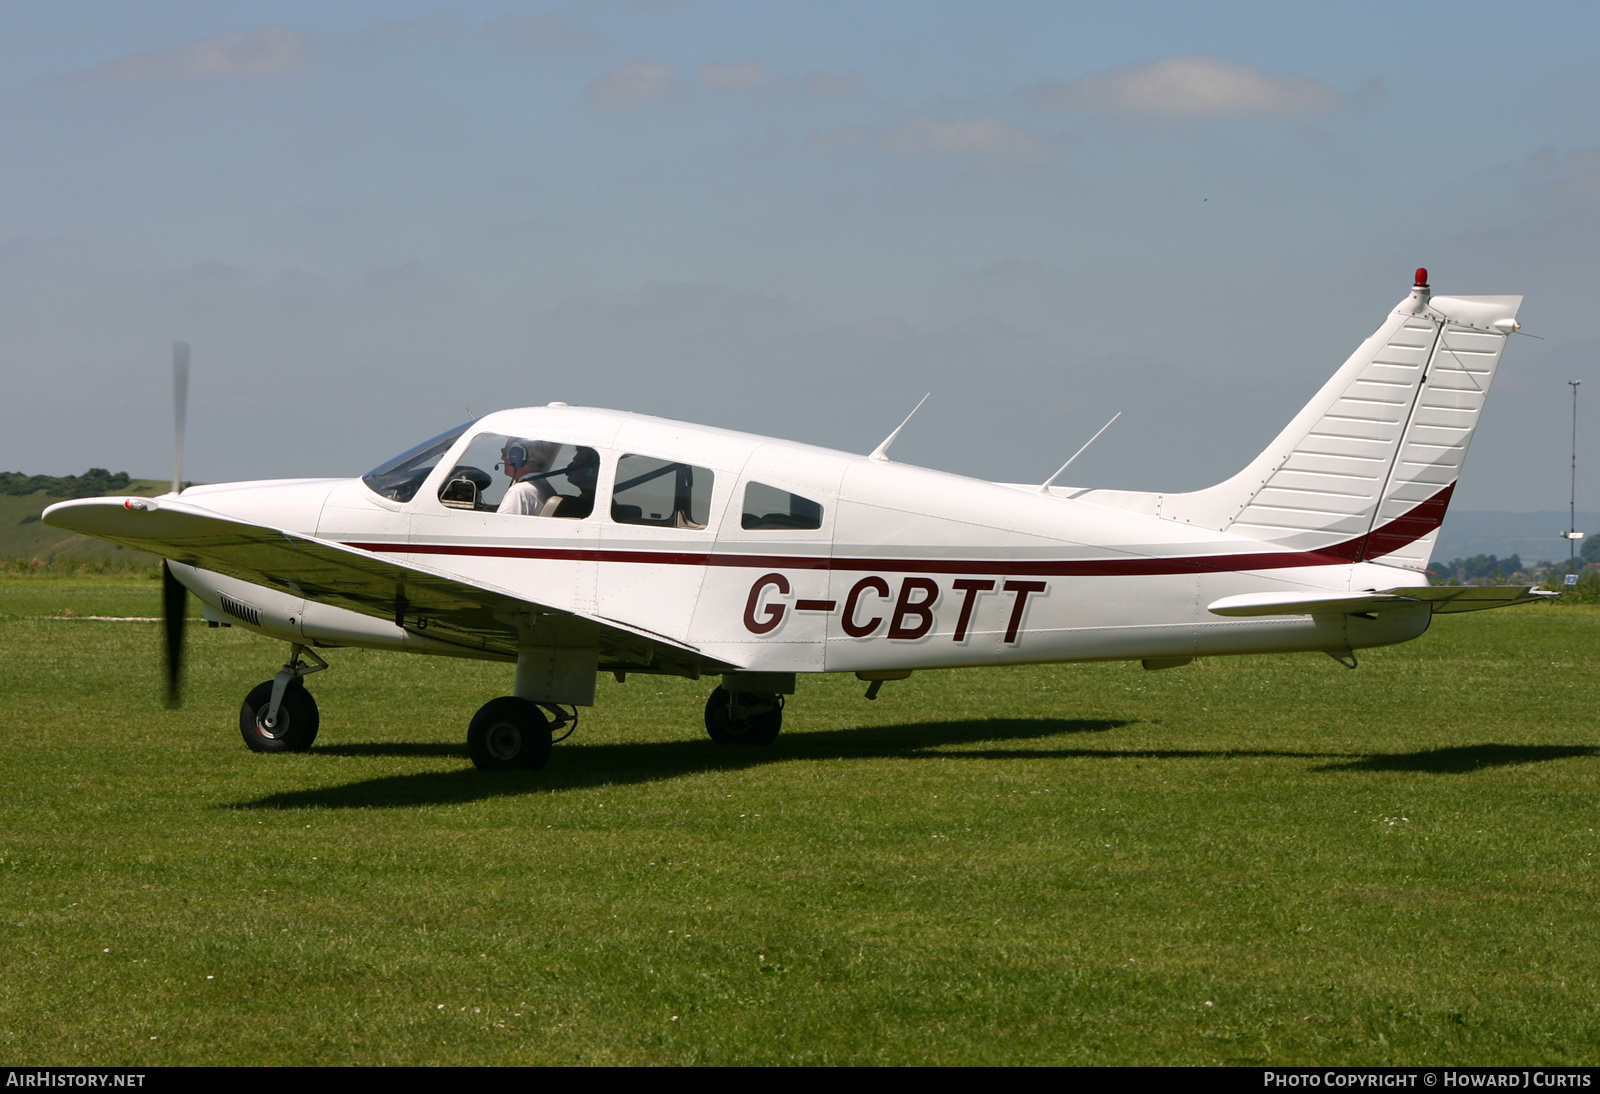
[3,1,1600,513]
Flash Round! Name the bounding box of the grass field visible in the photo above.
[1,574,1597,1065]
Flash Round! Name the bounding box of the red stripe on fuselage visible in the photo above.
[344,484,1453,578]
[1357,482,1454,562]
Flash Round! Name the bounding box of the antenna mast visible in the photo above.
[1569,380,1583,571]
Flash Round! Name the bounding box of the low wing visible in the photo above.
[43,496,730,676]
[1208,585,1556,617]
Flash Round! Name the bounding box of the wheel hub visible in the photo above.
[485,721,522,760]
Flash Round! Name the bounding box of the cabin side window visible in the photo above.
[436,432,600,519]
[611,454,714,529]
[741,482,823,530]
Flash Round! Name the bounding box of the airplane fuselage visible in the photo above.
[170,404,1431,678]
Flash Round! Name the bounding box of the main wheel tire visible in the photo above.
[468,697,553,772]
[704,686,783,746]
[240,679,320,753]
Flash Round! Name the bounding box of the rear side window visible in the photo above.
[742,482,823,530]
[612,455,715,529]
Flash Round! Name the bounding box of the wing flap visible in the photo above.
[42,496,728,674]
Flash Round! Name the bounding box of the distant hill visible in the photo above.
[1433,511,1600,568]
[0,471,167,568]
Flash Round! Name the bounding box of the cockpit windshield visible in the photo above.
[361,423,470,502]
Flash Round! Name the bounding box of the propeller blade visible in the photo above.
[162,560,187,708]
[172,341,190,495]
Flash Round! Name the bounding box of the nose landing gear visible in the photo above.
[240,645,327,753]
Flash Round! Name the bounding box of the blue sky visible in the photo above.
[3,1,1600,513]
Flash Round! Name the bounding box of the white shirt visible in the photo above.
[498,478,553,516]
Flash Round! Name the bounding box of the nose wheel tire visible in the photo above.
[468,697,553,772]
[240,680,320,753]
[704,686,783,746]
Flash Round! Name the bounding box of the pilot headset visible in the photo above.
[501,439,543,468]
[502,440,557,478]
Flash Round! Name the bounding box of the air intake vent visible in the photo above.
[218,593,261,628]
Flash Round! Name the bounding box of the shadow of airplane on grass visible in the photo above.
[1314,743,1597,774]
[241,717,1120,809]
[232,719,1598,811]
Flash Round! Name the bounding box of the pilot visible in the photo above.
[497,439,559,516]
[552,447,601,519]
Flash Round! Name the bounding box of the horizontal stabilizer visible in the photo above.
[1390,585,1559,613]
[1208,585,1555,617]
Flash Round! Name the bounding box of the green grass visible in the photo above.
[2,575,1598,1065]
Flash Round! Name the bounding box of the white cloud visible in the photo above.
[700,60,771,91]
[580,0,696,11]
[801,71,863,98]
[808,117,1052,174]
[884,117,1050,161]
[62,26,311,83]
[366,15,468,42]
[805,127,872,153]
[1527,145,1600,207]
[585,60,680,108]
[697,60,861,98]
[488,15,609,54]
[1030,55,1339,116]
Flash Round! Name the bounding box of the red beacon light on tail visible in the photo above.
[1415,267,1428,287]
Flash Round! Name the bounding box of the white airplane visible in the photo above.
[45,269,1551,771]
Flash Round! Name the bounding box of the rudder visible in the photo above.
[1162,271,1521,571]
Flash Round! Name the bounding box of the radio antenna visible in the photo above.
[869,393,930,462]
[1038,412,1121,494]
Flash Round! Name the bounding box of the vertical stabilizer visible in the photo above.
[1162,272,1521,570]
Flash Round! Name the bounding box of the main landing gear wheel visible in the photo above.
[240,680,320,753]
[704,687,783,746]
[468,697,553,772]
